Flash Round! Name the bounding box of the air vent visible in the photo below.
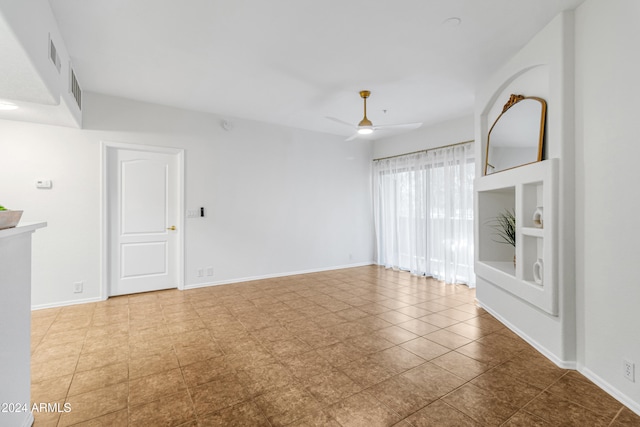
[69,66,82,110]
[48,35,61,73]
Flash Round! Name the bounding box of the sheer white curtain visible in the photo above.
[373,142,475,286]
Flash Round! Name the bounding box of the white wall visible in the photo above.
[0,93,375,308]
[575,0,640,411]
[372,115,474,159]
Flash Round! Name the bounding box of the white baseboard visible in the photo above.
[184,262,375,290]
[476,299,577,370]
[31,296,104,311]
[578,365,640,416]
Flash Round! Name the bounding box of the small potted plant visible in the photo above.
[489,209,516,265]
[0,204,23,230]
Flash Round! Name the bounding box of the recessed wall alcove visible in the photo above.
[474,11,576,367]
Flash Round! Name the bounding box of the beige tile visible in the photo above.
[397,318,440,335]
[281,350,335,380]
[28,265,638,427]
[470,369,542,408]
[423,329,473,349]
[442,382,519,426]
[68,362,128,397]
[401,362,466,398]
[31,399,65,427]
[303,369,361,405]
[198,401,270,426]
[74,344,129,373]
[463,314,506,332]
[174,340,223,366]
[502,410,553,426]
[476,331,531,353]
[546,373,623,419]
[374,325,420,345]
[349,334,395,354]
[340,357,395,388]
[286,409,341,427]
[181,355,236,388]
[431,351,493,380]
[129,350,180,379]
[405,399,482,427]
[419,313,461,328]
[368,345,425,374]
[59,382,128,426]
[129,390,195,426]
[264,337,313,358]
[254,384,323,426]
[191,373,250,416]
[455,341,516,366]
[31,374,73,402]
[129,339,175,360]
[327,391,401,427]
[612,407,640,426]
[62,409,129,427]
[129,367,187,406]
[491,349,567,389]
[367,375,436,417]
[237,362,298,396]
[376,310,415,324]
[396,305,432,318]
[32,340,84,363]
[400,337,450,361]
[444,322,488,340]
[334,307,369,321]
[296,328,342,349]
[32,354,80,383]
[524,390,611,426]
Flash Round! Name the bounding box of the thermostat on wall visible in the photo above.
[35,180,52,189]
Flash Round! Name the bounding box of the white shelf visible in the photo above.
[480,260,516,277]
[521,227,544,238]
[475,159,558,315]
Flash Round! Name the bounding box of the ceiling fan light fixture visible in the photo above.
[357,90,374,134]
[357,126,374,135]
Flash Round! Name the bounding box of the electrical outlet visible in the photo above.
[73,281,83,293]
[206,267,214,276]
[197,268,204,277]
[623,359,635,382]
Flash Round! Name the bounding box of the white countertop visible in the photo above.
[0,221,47,239]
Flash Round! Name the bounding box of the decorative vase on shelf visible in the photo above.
[533,206,544,228]
[533,258,544,285]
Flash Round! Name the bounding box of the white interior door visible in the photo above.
[107,146,181,296]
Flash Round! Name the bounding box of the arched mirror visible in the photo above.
[484,94,546,175]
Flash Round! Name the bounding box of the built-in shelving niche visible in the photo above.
[475,158,558,315]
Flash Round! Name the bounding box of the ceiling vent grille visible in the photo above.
[48,35,61,73]
[70,67,82,110]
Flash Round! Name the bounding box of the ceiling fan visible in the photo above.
[327,90,422,141]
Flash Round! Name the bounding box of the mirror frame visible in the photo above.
[484,94,547,175]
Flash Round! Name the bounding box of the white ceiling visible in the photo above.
[46,0,585,137]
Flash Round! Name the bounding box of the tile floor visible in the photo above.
[30,266,640,426]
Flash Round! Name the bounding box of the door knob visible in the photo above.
[167,225,176,231]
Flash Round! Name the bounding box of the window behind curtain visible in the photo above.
[372,142,475,286]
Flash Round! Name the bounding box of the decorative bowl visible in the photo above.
[0,210,23,230]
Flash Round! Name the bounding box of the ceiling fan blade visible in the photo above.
[326,116,356,129]
[344,133,359,141]
[374,122,423,131]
